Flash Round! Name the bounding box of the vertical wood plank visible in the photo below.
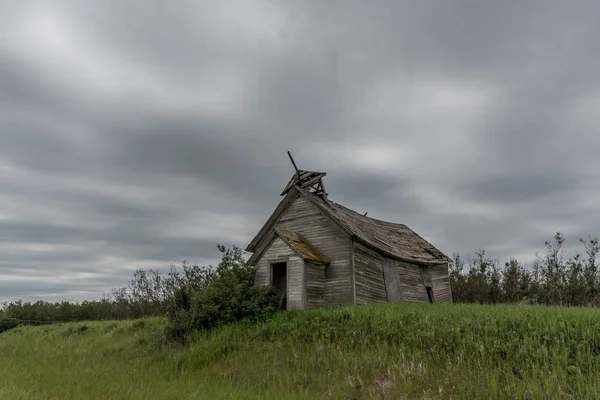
[419,266,433,287]
[382,256,403,302]
[353,241,387,304]
[350,237,356,305]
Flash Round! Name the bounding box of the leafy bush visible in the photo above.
[0,317,19,333]
[165,245,279,343]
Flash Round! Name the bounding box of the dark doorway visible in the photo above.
[426,287,435,303]
[271,262,287,309]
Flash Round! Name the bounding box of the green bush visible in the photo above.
[165,245,279,343]
[0,317,19,333]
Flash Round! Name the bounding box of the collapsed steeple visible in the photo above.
[281,151,328,200]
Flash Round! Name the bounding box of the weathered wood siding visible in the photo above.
[430,263,452,302]
[255,237,292,285]
[286,256,305,309]
[382,256,403,302]
[305,261,326,307]
[276,196,353,305]
[354,241,387,304]
[255,237,305,309]
[397,259,430,302]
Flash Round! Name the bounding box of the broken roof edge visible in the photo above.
[280,170,327,196]
[353,236,450,266]
[296,185,452,265]
[275,228,331,264]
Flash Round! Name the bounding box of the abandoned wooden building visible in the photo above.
[246,161,452,310]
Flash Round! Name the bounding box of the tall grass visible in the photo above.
[2,303,600,399]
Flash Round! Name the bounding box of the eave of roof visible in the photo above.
[276,229,330,264]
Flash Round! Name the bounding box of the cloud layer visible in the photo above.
[1,1,600,302]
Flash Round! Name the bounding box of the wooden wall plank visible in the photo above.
[276,196,353,305]
[287,256,304,310]
[305,261,326,307]
[255,237,305,309]
[382,256,403,302]
[353,241,387,304]
[430,263,453,303]
[397,259,429,303]
[419,266,433,287]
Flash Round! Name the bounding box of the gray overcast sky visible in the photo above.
[1,1,599,303]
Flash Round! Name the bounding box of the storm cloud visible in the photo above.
[1,0,600,302]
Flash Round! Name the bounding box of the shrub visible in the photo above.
[165,245,279,343]
[0,317,19,334]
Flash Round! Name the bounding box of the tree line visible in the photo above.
[1,245,279,339]
[450,232,600,306]
[1,258,214,324]
[2,232,600,334]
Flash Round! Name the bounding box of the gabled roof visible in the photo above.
[246,185,450,266]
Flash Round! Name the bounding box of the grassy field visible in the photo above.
[2,303,600,399]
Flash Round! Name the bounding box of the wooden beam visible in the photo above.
[287,151,301,177]
[319,179,328,200]
[301,173,326,189]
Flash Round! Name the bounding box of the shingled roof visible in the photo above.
[247,185,450,266]
[304,189,450,264]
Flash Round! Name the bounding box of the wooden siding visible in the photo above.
[382,256,403,302]
[255,237,293,285]
[397,259,430,303]
[430,263,452,302]
[286,256,304,309]
[305,261,326,307]
[277,196,353,305]
[354,241,387,304]
[419,265,433,287]
[255,237,305,309]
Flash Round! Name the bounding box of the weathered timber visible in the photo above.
[382,256,403,302]
[397,259,430,303]
[275,229,330,264]
[353,241,387,304]
[275,197,352,305]
[247,164,452,309]
[255,237,305,309]
[296,186,450,266]
[305,261,326,307]
[430,263,452,303]
[350,237,356,304]
[419,266,433,287]
[247,187,300,254]
[286,255,304,309]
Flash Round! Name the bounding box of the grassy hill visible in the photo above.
[2,303,600,399]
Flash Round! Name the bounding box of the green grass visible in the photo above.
[2,303,600,399]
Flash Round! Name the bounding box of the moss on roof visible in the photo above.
[277,229,330,264]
